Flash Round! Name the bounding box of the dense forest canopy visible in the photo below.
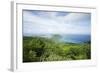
[23,36,91,62]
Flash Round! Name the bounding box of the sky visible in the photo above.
[23,10,91,36]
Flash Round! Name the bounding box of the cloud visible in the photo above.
[23,10,91,36]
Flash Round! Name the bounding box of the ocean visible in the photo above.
[59,34,91,43]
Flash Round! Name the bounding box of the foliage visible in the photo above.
[23,36,91,62]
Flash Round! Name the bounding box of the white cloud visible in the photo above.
[23,10,91,36]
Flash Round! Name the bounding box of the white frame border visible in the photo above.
[11,1,97,72]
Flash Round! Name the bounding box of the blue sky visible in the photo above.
[23,10,91,36]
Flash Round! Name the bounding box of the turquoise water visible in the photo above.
[60,34,91,43]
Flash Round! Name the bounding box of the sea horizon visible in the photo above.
[23,34,91,43]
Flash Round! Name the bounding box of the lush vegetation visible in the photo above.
[23,36,91,62]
